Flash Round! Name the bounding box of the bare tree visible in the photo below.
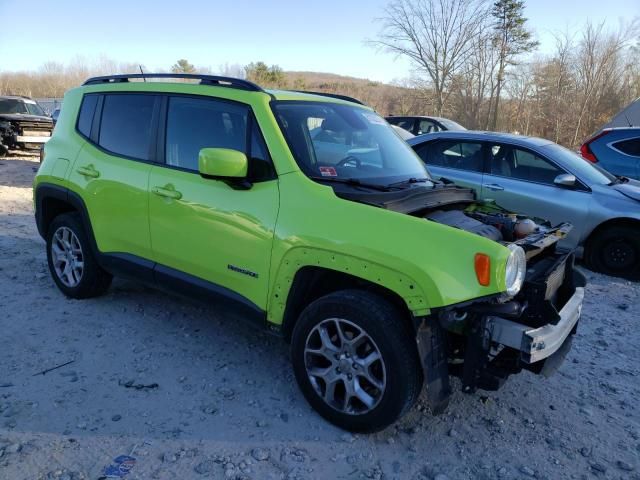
[571,21,637,144]
[372,0,488,116]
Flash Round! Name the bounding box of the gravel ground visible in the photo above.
[0,153,639,480]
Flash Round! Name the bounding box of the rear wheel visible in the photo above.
[586,225,640,279]
[46,213,112,298]
[291,290,423,432]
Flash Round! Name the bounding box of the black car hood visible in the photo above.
[334,183,476,214]
[0,113,52,123]
[612,179,640,202]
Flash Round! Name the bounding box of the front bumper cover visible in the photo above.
[487,285,584,364]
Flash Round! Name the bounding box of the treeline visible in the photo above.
[1,3,638,148]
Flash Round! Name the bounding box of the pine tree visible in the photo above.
[171,59,196,74]
[489,0,538,130]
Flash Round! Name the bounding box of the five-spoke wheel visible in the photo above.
[46,213,112,298]
[305,318,386,415]
[292,290,423,432]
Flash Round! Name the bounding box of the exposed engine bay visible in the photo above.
[334,182,571,258]
[425,201,571,260]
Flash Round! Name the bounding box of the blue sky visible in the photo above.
[0,0,638,82]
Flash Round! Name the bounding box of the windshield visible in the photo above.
[0,98,46,116]
[541,143,616,185]
[273,102,431,186]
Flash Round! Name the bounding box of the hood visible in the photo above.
[611,179,640,202]
[0,113,53,124]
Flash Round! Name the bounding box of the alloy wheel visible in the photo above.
[51,226,84,287]
[304,318,386,415]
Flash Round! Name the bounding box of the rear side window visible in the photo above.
[165,96,248,172]
[427,140,484,172]
[98,94,157,160]
[613,138,640,157]
[77,94,98,138]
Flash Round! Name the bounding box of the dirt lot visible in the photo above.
[0,153,639,480]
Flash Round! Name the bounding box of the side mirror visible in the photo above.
[198,148,248,179]
[554,173,576,188]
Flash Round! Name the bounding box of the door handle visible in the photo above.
[152,185,182,200]
[485,183,504,191]
[76,165,100,178]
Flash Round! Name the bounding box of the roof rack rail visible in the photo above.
[82,73,264,92]
[290,90,365,105]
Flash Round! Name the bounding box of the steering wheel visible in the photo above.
[335,156,362,169]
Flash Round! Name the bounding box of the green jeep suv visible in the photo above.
[34,73,586,432]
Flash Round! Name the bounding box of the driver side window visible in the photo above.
[489,144,563,184]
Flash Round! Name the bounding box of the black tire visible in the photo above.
[291,289,423,432]
[46,213,112,298]
[585,226,640,279]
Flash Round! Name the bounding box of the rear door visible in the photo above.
[414,139,485,194]
[68,93,159,260]
[481,142,590,247]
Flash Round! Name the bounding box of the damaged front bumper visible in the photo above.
[416,251,586,414]
[488,283,584,364]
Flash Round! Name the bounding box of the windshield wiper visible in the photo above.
[387,177,432,188]
[309,176,396,192]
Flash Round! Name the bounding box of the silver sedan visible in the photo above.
[407,131,640,278]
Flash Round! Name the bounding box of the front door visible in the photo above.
[481,143,590,248]
[148,95,279,310]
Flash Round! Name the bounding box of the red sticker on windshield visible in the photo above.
[319,166,337,177]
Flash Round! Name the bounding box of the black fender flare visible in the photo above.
[34,183,100,257]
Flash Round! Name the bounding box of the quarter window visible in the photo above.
[98,94,157,160]
[489,144,562,184]
[165,96,248,172]
[426,140,484,172]
[77,94,98,138]
[613,138,640,157]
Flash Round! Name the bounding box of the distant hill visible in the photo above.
[277,71,427,117]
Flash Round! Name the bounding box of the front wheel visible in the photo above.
[586,226,640,279]
[291,290,423,432]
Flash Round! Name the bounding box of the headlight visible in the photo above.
[505,244,526,296]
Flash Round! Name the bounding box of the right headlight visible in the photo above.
[505,244,526,297]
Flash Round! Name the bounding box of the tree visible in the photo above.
[244,61,285,86]
[372,0,488,116]
[488,0,538,130]
[171,59,196,74]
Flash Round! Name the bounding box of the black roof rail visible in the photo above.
[82,73,264,92]
[289,90,365,105]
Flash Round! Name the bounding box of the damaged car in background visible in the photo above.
[0,95,53,156]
